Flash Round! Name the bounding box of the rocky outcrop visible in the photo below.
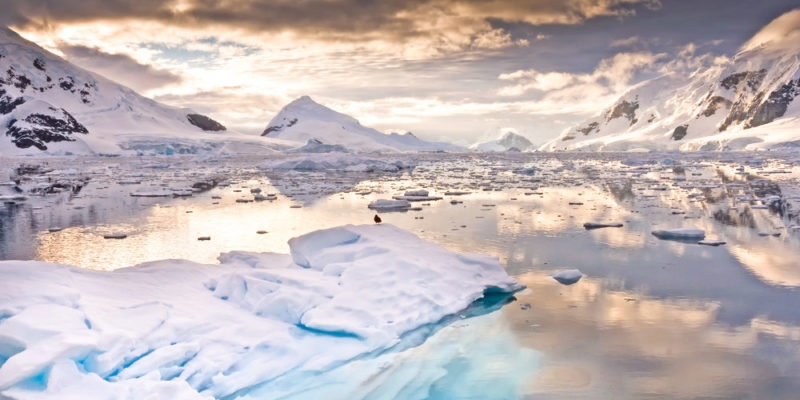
[606,99,639,125]
[6,105,88,150]
[262,117,297,136]
[671,124,689,140]
[699,96,732,117]
[746,79,800,128]
[186,113,226,131]
[0,88,25,114]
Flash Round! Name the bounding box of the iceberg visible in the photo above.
[0,224,522,399]
[368,199,412,210]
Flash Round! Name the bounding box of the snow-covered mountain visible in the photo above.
[0,27,273,155]
[262,96,463,152]
[470,131,535,152]
[542,10,800,151]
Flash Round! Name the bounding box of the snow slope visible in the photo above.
[470,130,536,152]
[0,224,523,399]
[542,10,800,151]
[0,27,287,155]
[262,96,463,153]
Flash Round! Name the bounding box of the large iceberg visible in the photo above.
[0,224,523,399]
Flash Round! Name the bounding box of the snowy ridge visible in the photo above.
[263,96,463,153]
[0,27,287,155]
[542,11,800,151]
[0,224,522,399]
[470,130,535,152]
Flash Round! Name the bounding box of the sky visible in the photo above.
[3,0,799,146]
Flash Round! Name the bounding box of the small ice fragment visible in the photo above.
[552,269,583,285]
[583,222,623,230]
[651,228,705,240]
[698,240,726,246]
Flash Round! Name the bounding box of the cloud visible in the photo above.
[740,8,800,53]
[4,0,660,55]
[610,36,641,48]
[498,51,664,98]
[58,44,182,92]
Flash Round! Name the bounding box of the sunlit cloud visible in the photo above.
[740,8,800,53]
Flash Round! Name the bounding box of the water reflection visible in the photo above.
[511,273,800,399]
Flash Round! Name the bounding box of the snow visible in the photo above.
[0,224,522,399]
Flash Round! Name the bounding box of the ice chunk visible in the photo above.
[552,269,583,285]
[0,224,522,398]
[651,228,705,240]
[368,199,411,210]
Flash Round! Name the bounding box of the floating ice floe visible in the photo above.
[392,189,443,202]
[368,199,411,210]
[261,154,413,172]
[129,191,172,197]
[552,269,583,285]
[651,228,706,240]
[0,224,522,399]
[583,222,624,229]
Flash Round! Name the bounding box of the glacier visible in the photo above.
[0,224,530,399]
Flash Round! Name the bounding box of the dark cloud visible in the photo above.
[58,44,182,91]
[2,0,662,41]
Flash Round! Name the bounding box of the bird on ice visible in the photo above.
[374,214,382,224]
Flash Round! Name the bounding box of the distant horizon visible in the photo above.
[4,1,799,146]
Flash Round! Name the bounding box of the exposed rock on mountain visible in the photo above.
[187,113,226,131]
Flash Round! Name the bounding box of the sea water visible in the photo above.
[3,152,800,398]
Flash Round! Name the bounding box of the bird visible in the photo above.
[373,214,382,224]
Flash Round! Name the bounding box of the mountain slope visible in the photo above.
[470,131,535,152]
[262,96,462,152]
[0,27,233,155]
[542,10,800,151]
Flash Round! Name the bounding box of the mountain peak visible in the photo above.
[471,130,534,152]
[260,97,461,152]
